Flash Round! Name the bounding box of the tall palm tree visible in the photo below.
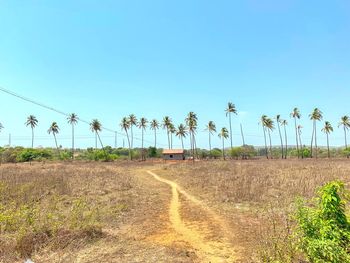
[297,125,304,159]
[309,108,323,158]
[67,113,78,159]
[121,117,132,160]
[90,119,105,155]
[338,115,350,149]
[225,102,237,149]
[290,108,301,158]
[176,124,187,149]
[265,117,275,159]
[150,119,159,148]
[218,127,229,160]
[322,121,333,158]
[186,112,198,160]
[276,115,284,159]
[260,115,269,159]
[138,117,148,161]
[25,115,38,148]
[129,114,137,149]
[169,123,176,149]
[205,121,216,155]
[162,116,172,149]
[48,122,60,151]
[281,119,288,159]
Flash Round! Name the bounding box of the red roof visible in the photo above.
[162,149,185,154]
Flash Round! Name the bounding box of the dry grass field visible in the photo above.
[1,159,350,262]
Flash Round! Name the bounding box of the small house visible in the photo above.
[162,149,185,160]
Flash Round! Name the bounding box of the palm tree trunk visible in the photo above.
[209,132,212,157]
[125,129,132,160]
[229,113,233,149]
[310,121,314,158]
[277,123,283,159]
[268,129,272,159]
[97,132,107,157]
[294,118,299,158]
[141,128,144,161]
[327,133,330,158]
[263,126,268,159]
[130,126,133,149]
[54,134,59,150]
[315,123,318,159]
[95,133,97,149]
[167,129,170,149]
[222,138,225,160]
[344,126,347,149]
[299,131,303,159]
[31,127,34,148]
[194,136,198,159]
[181,136,184,150]
[72,124,75,160]
[154,129,157,148]
[283,125,288,159]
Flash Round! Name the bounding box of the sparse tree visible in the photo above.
[138,117,148,161]
[309,108,323,158]
[48,122,60,151]
[338,115,350,149]
[225,102,237,150]
[121,117,132,160]
[205,121,216,156]
[129,114,137,149]
[281,119,288,159]
[218,127,229,160]
[150,119,159,148]
[176,124,187,149]
[290,108,301,158]
[276,115,284,159]
[25,115,38,148]
[67,113,78,159]
[322,121,333,158]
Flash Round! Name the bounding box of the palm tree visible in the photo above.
[0,122,3,133]
[90,119,105,155]
[169,123,176,149]
[297,125,304,159]
[129,114,137,149]
[25,115,38,148]
[138,117,148,161]
[121,117,132,160]
[290,108,301,158]
[281,119,288,159]
[225,102,237,149]
[338,115,350,149]
[265,117,275,159]
[48,122,60,151]
[309,108,323,158]
[150,119,159,148]
[186,112,198,160]
[205,121,216,156]
[218,127,229,160]
[176,124,187,149]
[162,116,172,149]
[322,121,333,158]
[67,113,78,159]
[276,115,284,159]
[260,115,269,159]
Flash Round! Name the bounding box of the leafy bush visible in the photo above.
[295,181,350,263]
[17,149,53,162]
[229,145,257,159]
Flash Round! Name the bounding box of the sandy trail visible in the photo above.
[147,170,236,263]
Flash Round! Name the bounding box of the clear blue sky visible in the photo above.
[0,0,349,149]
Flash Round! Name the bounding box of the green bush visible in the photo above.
[17,149,53,162]
[295,181,350,263]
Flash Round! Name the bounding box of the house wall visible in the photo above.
[163,154,185,160]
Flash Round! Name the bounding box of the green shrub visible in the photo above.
[17,149,53,162]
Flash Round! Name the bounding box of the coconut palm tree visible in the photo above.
[121,117,132,160]
[48,122,60,151]
[129,114,137,149]
[281,119,288,159]
[25,115,38,148]
[186,112,198,160]
[162,116,172,149]
[309,108,323,158]
[265,117,275,159]
[297,125,304,159]
[218,127,229,160]
[90,119,106,155]
[176,124,187,149]
[225,102,237,150]
[169,123,176,149]
[322,121,333,158]
[150,119,159,148]
[67,113,78,159]
[260,115,269,159]
[338,115,350,149]
[276,115,284,159]
[205,121,216,156]
[138,117,148,161]
[290,108,301,158]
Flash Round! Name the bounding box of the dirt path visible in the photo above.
[147,170,237,263]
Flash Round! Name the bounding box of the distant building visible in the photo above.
[162,149,185,160]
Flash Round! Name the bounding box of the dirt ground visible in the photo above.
[2,159,350,263]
